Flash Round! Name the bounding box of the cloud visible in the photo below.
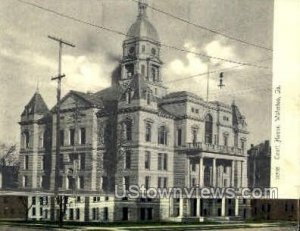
[61,55,112,93]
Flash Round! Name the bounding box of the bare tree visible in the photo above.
[0,143,18,166]
[18,196,33,221]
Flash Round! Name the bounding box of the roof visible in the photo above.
[21,91,49,116]
[126,1,160,42]
[163,91,204,101]
[93,86,119,102]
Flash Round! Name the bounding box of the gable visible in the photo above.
[60,94,90,111]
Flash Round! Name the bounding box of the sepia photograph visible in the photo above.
[0,0,299,230]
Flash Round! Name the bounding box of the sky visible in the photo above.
[0,0,273,148]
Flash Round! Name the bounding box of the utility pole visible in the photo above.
[48,35,75,228]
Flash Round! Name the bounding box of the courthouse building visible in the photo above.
[18,1,249,222]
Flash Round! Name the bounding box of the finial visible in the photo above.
[36,76,40,93]
[138,0,148,18]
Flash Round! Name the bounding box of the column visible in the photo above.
[221,197,226,216]
[212,158,216,187]
[240,161,244,187]
[199,157,204,187]
[179,197,184,217]
[187,158,190,188]
[235,198,239,216]
[231,160,235,187]
[186,199,191,217]
[196,197,201,217]
[236,161,241,188]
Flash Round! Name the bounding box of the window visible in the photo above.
[80,128,86,145]
[151,67,156,81]
[78,176,84,189]
[145,123,152,142]
[191,177,196,187]
[145,151,150,170]
[23,176,28,187]
[195,109,199,114]
[78,154,85,170]
[69,208,74,220]
[32,207,36,216]
[151,48,156,55]
[158,153,168,170]
[142,45,145,53]
[32,196,36,205]
[146,92,151,105]
[223,116,229,121]
[69,128,75,146]
[191,162,196,172]
[122,207,129,221]
[60,130,64,146]
[177,128,182,146]
[126,90,134,104]
[158,177,168,188]
[124,151,131,169]
[123,176,130,191]
[103,207,108,221]
[41,156,45,170]
[205,114,213,144]
[241,139,245,150]
[141,64,145,76]
[58,176,63,188]
[76,208,80,220]
[40,133,44,148]
[92,208,98,220]
[123,120,132,141]
[191,107,195,113]
[158,126,168,145]
[24,131,30,148]
[224,134,228,146]
[40,208,43,217]
[43,131,47,148]
[192,128,198,145]
[24,155,29,170]
[145,176,150,189]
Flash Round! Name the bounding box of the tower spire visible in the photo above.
[36,76,40,93]
[138,0,148,18]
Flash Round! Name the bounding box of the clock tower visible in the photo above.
[120,0,167,98]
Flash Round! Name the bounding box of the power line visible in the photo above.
[130,0,273,52]
[17,0,269,69]
[165,58,272,84]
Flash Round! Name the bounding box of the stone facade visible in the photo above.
[20,1,250,222]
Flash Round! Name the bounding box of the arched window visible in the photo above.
[145,123,152,142]
[158,126,168,145]
[205,114,213,144]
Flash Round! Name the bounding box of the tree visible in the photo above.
[0,143,20,188]
[18,196,33,221]
[0,143,19,167]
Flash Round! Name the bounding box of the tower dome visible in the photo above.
[126,0,160,42]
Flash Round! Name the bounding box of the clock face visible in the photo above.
[129,47,135,55]
[151,48,156,55]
